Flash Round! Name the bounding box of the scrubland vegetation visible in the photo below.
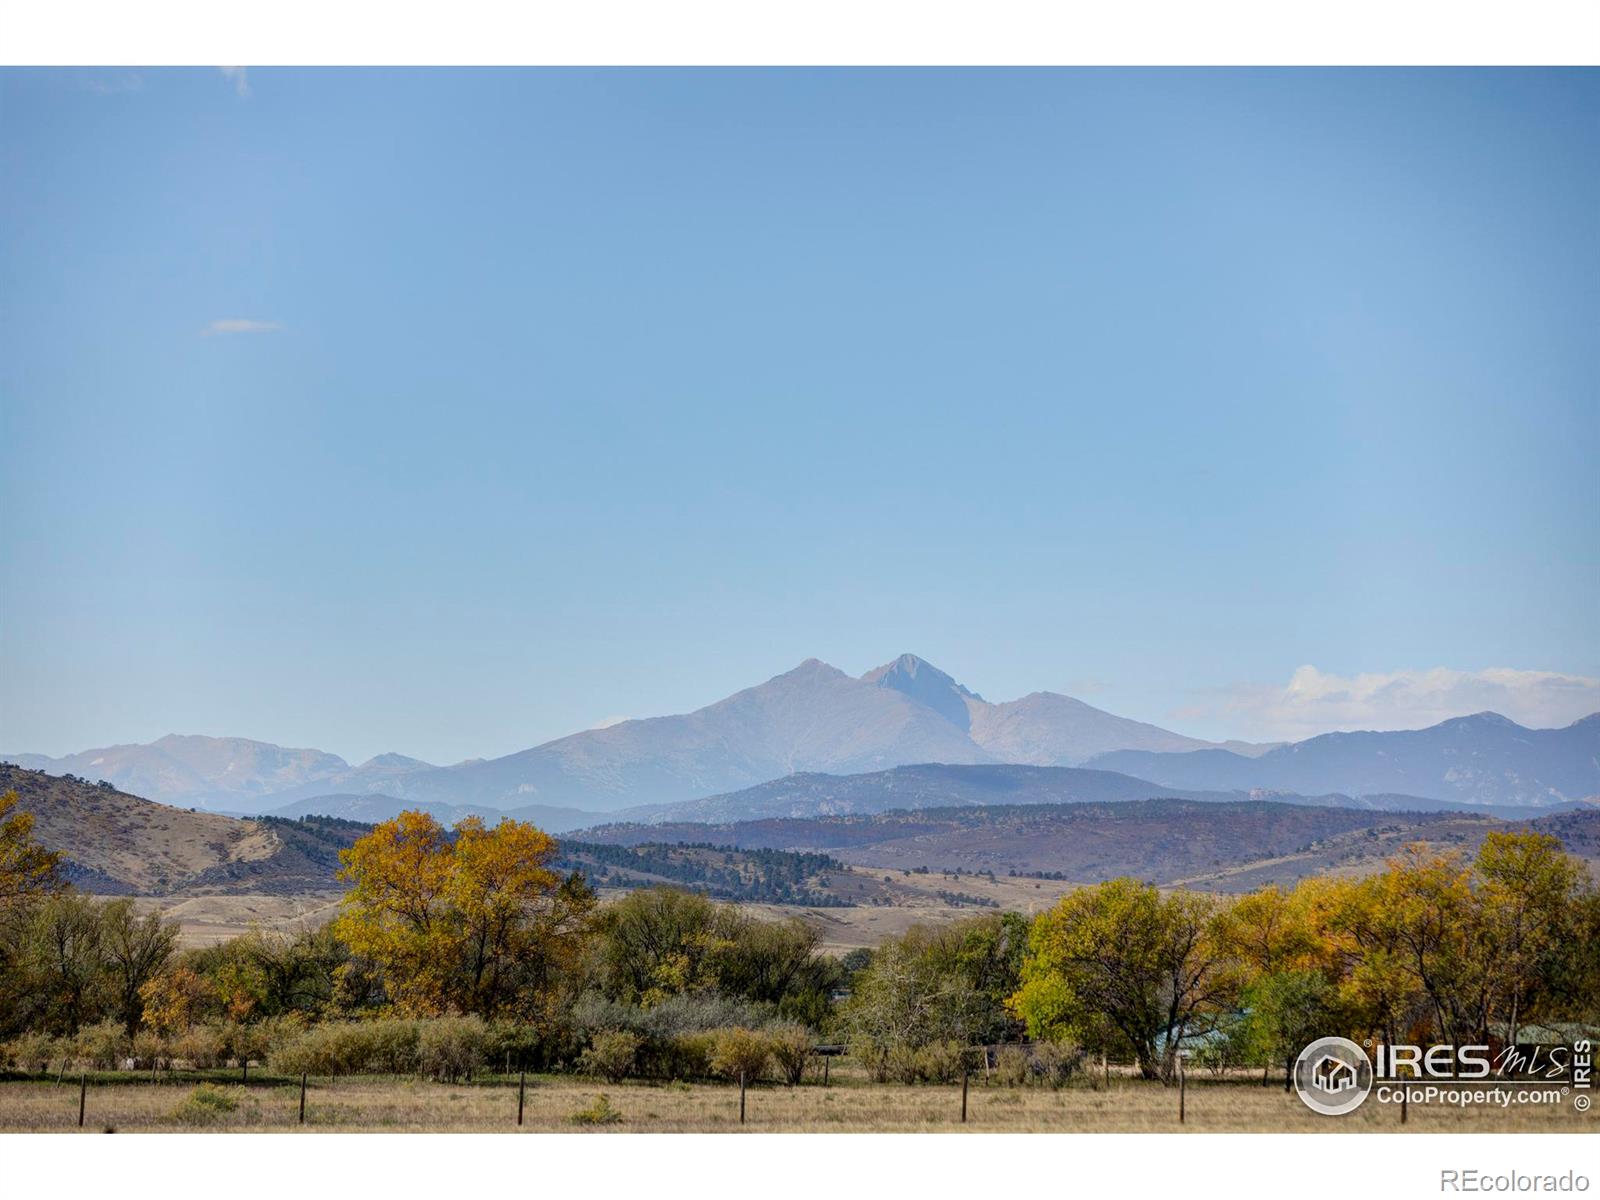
[2,790,1596,1131]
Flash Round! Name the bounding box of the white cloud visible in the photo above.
[1176,665,1600,741]
[589,715,630,730]
[219,67,250,98]
[202,319,281,336]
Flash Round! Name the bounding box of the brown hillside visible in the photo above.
[0,763,355,896]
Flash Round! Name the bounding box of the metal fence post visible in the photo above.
[739,1070,746,1125]
[517,1068,526,1127]
[299,1072,307,1125]
[78,1073,87,1128]
[961,1069,969,1124]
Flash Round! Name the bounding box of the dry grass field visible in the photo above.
[743,873,1078,953]
[140,872,1081,951]
[136,891,346,947]
[1,1065,1591,1134]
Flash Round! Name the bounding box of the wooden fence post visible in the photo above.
[823,1055,829,1087]
[961,1069,969,1124]
[78,1073,87,1128]
[517,1068,526,1127]
[739,1070,747,1125]
[1178,1056,1186,1126]
[1284,1055,1293,1093]
[1401,1084,1408,1125]
[1102,1050,1109,1087]
[299,1073,307,1125]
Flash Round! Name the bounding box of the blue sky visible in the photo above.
[2,68,1596,763]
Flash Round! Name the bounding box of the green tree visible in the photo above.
[591,886,833,1014]
[839,924,985,1079]
[1011,879,1226,1082]
[1236,968,1338,1079]
[593,887,739,1005]
[1474,831,1583,1045]
[100,899,179,1035]
[16,893,107,1034]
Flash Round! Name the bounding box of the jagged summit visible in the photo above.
[861,654,981,730]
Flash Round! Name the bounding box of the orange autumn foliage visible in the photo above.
[333,811,594,1021]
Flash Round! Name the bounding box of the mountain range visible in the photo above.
[1090,711,1600,809]
[7,654,1595,815]
[2,735,436,812]
[5,655,1265,813]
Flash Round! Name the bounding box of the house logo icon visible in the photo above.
[1294,1037,1374,1116]
[1313,1054,1358,1093]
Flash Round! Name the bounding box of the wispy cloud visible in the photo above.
[218,67,250,99]
[1175,665,1600,741]
[588,715,630,730]
[202,319,282,336]
[82,73,144,95]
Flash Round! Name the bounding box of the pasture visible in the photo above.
[0,1063,1589,1133]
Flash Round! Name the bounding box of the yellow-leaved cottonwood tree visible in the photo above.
[0,790,62,906]
[333,810,596,1021]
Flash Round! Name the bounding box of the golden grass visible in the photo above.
[138,892,345,947]
[148,877,1082,952]
[2,1065,1591,1134]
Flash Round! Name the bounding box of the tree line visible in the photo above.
[553,840,852,906]
[2,792,1595,1088]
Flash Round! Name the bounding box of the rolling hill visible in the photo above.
[579,798,1600,891]
[260,793,600,833]
[627,762,1529,825]
[0,764,358,896]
